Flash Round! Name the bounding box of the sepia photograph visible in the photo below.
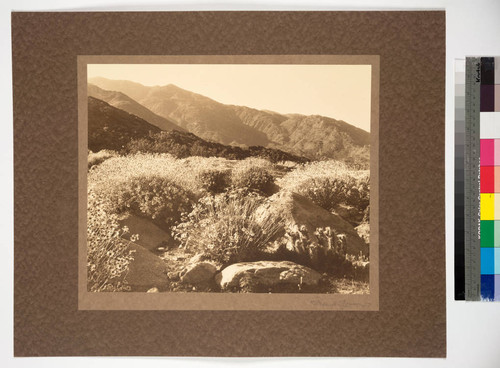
[83,58,375,298]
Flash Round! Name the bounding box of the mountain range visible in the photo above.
[88,84,185,132]
[88,77,370,162]
[88,96,308,163]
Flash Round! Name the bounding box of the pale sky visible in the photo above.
[88,64,372,132]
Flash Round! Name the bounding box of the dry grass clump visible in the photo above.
[173,190,284,266]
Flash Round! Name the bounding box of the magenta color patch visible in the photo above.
[495,139,500,166]
[481,139,495,166]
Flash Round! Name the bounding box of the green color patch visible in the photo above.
[495,221,500,247]
[481,220,495,248]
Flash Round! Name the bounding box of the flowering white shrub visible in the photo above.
[278,160,370,212]
[87,189,135,292]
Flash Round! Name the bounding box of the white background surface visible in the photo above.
[2,0,500,367]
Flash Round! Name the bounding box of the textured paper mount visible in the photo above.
[13,11,445,357]
[78,55,380,311]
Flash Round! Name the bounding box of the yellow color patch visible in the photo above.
[481,193,495,220]
[495,194,500,220]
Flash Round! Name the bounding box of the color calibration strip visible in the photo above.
[479,57,500,301]
[455,60,466,300]
[457,57,500,301]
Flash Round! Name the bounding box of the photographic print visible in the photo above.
[78,55,379,310]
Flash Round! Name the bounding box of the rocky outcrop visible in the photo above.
[118,213,174,252]
[215,261,321,290]
[256,191,368,256]
[333,203,364,226]
[124,243,170,292]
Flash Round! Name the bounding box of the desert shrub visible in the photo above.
[278,160,368,186]
[172,190,284,266]
[197,169,231,194]
[87,189,135,292]
[274,225,369,280]
[295,177,354,212]
[88,149,117,169]
[278,160,370,212]
[232,166,275,196]
[345,178,370,209]
[88,153,238,196]
[106,175,194,229]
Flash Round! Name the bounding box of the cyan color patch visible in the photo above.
[481,248,495,275]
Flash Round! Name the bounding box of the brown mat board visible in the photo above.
[12,11,445,357]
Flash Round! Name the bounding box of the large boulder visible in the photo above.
[118,213,174,252]
[124,243,170,291]
[215,261,321,290]
[180,262,217,286]
[256,191,368,256]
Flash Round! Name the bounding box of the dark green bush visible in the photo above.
[232,167,275,196]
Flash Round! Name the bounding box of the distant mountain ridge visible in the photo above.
[88,77,370,163]
[87,84,185,132]
[88,96,309,163]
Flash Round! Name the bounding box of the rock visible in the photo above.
[180,262,217,285]
[124,243,170,292]
[167,271,180,281]
[333,203,364,226]
[187,253,208,264]
[355,222,370,245]
[256,191,368,256]
[118,213,174,252]
[147,287,159,293]
[215,261,321,290]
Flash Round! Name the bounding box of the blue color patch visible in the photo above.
[482,275,495,300]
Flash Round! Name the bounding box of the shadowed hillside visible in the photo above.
[88,96,309,163]
[126,130,309,163]
[88,97,161,152]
